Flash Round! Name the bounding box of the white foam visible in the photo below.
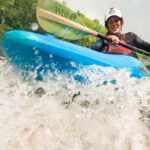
[0,59,150,150]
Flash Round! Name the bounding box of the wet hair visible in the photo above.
[105,17,124,30]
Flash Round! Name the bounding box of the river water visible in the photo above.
[0,57,150,150]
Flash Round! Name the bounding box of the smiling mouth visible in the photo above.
[112,26,119,30]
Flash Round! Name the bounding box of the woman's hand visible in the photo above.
[104,35,120,45]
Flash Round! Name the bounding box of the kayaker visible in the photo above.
[92,7,150,58]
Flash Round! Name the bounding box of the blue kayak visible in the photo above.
[1,30,149,80]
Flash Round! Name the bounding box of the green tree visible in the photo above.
[0,0,15,38]
[0,0,106,49]
[0,0,14,9]
[12,0,37,30]
[62,0,67,6]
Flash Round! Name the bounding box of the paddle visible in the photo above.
[36,0,150,57]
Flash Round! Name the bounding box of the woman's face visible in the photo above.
[107,16,122,34]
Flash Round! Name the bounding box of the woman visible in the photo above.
[92,7,150,58]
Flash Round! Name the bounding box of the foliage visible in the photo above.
[0,0,149,68]
[0,0,39,42]
[0,0,106,48]
[73,11,107,48]
[137,53,150,70]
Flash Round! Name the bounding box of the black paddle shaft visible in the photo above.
[97,33,150,57]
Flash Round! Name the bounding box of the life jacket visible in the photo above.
[108,34,132,55]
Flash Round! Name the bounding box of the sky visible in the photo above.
[65,0,150,42]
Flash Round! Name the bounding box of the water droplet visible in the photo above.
[49,54,53,58]
[34,50,39,55]
[31,23,39,31]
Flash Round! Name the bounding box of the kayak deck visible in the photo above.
[1,30,149,80]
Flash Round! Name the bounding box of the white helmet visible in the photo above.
[104,8,122,22]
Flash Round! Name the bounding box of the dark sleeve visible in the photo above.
[91,39,107,52]
[127,32,150,52]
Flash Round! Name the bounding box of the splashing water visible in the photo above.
[31,23,39,31]
[0,57,150,150]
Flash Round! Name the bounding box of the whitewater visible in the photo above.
[0,56,150,150]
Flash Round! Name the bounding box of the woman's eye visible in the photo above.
[114,19,119,22]
[108,21,113,24]
[108,18,120,24]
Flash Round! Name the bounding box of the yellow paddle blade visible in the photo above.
[36,0,95,40]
